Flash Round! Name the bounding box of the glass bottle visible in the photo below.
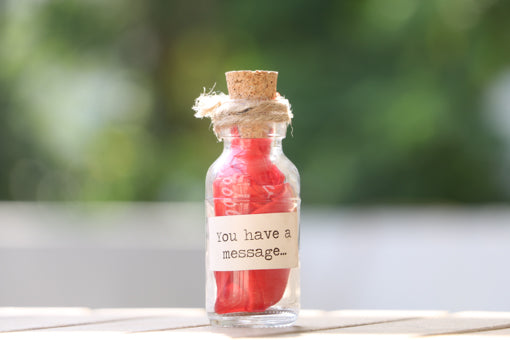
[205,121,300,327]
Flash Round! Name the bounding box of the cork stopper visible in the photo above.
[225,70,278,100]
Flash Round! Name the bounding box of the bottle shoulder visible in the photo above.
[274,153,300,195]
[206,152,228,183]
[206,148,300,198]
[272,153,300,183]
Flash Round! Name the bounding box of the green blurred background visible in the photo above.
[1,0,510,205]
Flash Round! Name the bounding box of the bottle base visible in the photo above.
[208,308,298,328]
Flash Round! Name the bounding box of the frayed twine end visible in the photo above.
[192,88,230,120]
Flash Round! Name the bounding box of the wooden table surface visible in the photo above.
[1,308,510,339]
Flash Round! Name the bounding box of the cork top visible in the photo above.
[225,70,278,100]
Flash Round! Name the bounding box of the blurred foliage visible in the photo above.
[1,0,510,204]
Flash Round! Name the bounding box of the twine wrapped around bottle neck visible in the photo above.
[192,91,293,139]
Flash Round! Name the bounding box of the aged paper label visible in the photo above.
[208,212,299,271]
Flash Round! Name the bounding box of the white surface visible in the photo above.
[1,308,510,338]
[1,202,509,311]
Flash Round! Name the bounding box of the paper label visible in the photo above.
[208,212,299,271]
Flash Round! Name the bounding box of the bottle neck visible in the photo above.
[217,122,288,139]
[222,137,283,155]
[218,123,287,157]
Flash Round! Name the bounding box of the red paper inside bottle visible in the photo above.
[213,131,295,314]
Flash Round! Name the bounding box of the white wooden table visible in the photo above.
[2,308,510,339]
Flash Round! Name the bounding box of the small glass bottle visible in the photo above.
[203,71,300,327]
